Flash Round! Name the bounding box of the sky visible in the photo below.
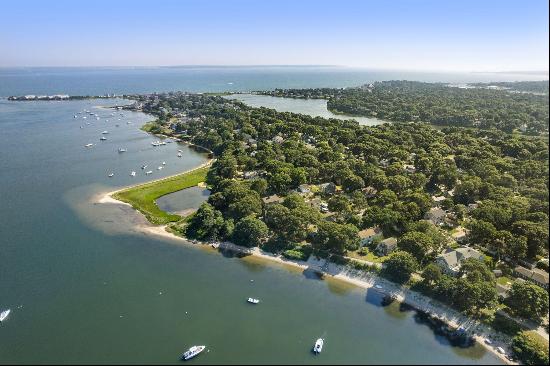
[0,0,548,72]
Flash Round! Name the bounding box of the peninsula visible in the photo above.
[101,85,548,365]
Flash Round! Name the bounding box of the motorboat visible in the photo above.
[313,338,324,354]
[158,166,163,170]
[118,148,127,153]
[145,170,153,175]
[130,171,136,177]
[178,153,182,157]
[162,161,166,165]
[108,173,114,178]
[84,143,94,148]
[141,165,148,170]
[247,298,260,304]
[102,131,109,134]
[0,309,10,322]
[180,345,205,361]
[100,136,107,141]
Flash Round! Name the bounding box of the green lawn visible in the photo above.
[113,166,209,225]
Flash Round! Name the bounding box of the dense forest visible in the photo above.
[127,92,548,360]
[259,80,549,134]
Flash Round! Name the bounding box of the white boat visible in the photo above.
[158,166,163,170]
[118,148,127,153]
[178,149,183,153]
[181,345,205,361]
[102,131,109,134]
[313,338,324,354]
[108,173,114,178]
[100,137,107,141]
[374,285,383,289]
[145,170,153,175]
[162,161,166,165]
[74,115,77,118]
[178,153,182,157]
[247,298,260,304]
[83,116,87,119]
[0,309,11,322]
[497,347,506,354]
[141,165,148,169]
[130,171,136,177]
[84,143,94,148]
[127,121,132,124]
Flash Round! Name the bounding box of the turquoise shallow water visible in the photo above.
[0,68,505,364]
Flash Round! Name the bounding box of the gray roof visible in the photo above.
[437,247,484,271]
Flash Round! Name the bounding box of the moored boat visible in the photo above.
[247,298,260,304]
[181,345,205,361]
[130,171,136,177]
[0,309,11,322]
[313,338,324,354]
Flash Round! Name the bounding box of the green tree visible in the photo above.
[398,231,434,264]
[507,281,549,324]
[232,216,269,247]
[512,332,549,365]
[381,251,418,284]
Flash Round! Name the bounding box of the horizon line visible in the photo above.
[0,64,548,75]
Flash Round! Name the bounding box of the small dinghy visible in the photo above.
[130,171,136,177]
[0,309,11,322]
[313,338,324,354]
[181,345,206,361]
[247,298,260,304]
[108,173,114,178]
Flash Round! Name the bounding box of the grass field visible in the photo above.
[113,165,209,225]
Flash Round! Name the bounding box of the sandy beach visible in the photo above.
[97,174,517,365]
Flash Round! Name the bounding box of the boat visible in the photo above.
[145,170,153,175]
[247,298,260,304]
[130,171,136,177]
[158,166,163,170]
[127,121,132,124]
[108,173,114,178]
[177,153,182,157]
[497,347,506,354]
[84,143,94,148]
[74,115,77,118]
[162,161,166,165]
[141,165,148,170]
[313,338,324,354]
[180,345,206,361]
[100,136,107,141]
[0,309,10,322]
[102,131,109,134]
[83,116,87,119]
[178,149,183,153]
[118,148,127,153]
[374,285,383,289]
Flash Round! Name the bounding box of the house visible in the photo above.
[403,164,416,173]
[514,266,549,290]
[357,227,381,247]
[436,247,484,276]
[243,171,259,180]
[319,182,336,194]
[297,184,311,194]
[376,237,398,256]
[425,207,447,226]
[262,195,284,205]
[451,226,469,243]
[432,196,446,206]
[272,135,284,144]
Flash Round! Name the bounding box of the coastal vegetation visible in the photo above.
[113,166,209,225]
[259,80,549,134]
[123,89,548,342]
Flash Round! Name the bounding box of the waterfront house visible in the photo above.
[376,237,398,256]
[513,266,549,290]
[436,247,484,276]
[357,227,381,247]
